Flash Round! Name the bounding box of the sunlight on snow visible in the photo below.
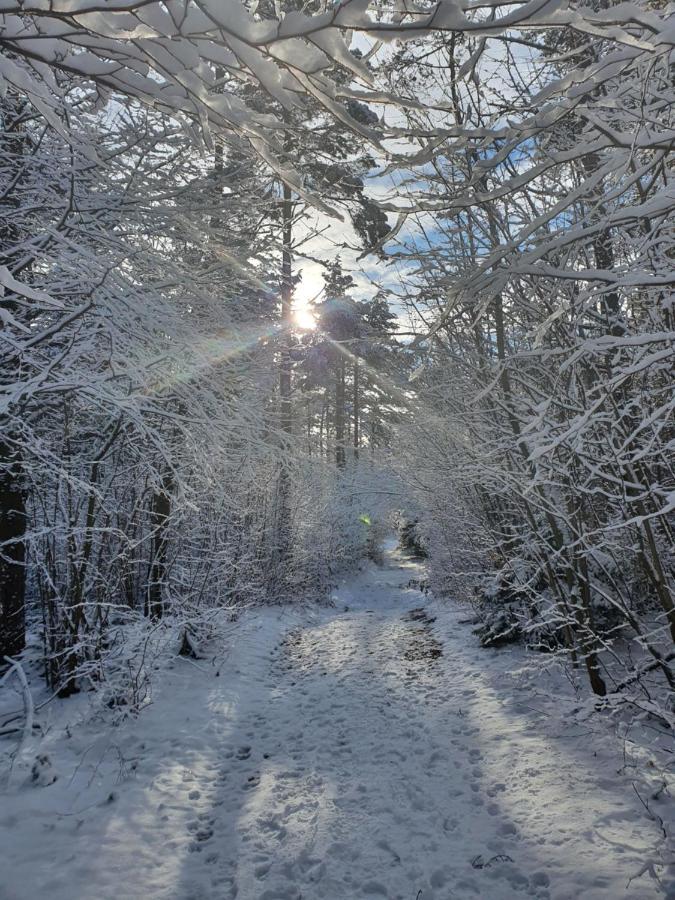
[236,763,339,896]
[90,686,241,898]
[448,644,658,872]
[279,606,656,895]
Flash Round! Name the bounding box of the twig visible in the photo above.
[177,655,211,674]
[632,782,667,843]
[3,656,34,787]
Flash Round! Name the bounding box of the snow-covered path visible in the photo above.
[1,545,668,900]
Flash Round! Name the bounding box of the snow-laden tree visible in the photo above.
[1,0,673,710]
[385,7,674,706]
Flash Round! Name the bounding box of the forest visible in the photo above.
[0,0,674,897]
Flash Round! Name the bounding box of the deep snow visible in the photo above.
[1,543,673,900]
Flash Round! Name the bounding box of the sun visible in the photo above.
[293,301,317,331]
[292,266,323,330]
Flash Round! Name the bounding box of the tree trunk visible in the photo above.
[147,472,172,620]
[353,360,360,461]
[0,99,28,663]
[335,358,346,469]
[276,166,294,558]
[319,390,327,459]
[0,435,26,660]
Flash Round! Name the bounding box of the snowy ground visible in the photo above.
[1,542,673,900]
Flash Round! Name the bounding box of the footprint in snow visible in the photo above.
[244,774,261,790]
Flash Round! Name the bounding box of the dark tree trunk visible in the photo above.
[147,473,172,620]
[0,99,28,663]
[0,435,26,660]
[593,227,623,337]
[353,360,360,461]
[276,172,294,559]
[335,358,346,469]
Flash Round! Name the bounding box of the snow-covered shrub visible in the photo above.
[290,459,401,589]
[396,515,429,559]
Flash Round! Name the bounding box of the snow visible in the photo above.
[0,543,671,899]
[0,266,64,310]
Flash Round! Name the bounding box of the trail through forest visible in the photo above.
[1,4,674,897]
[1,541,668,900]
